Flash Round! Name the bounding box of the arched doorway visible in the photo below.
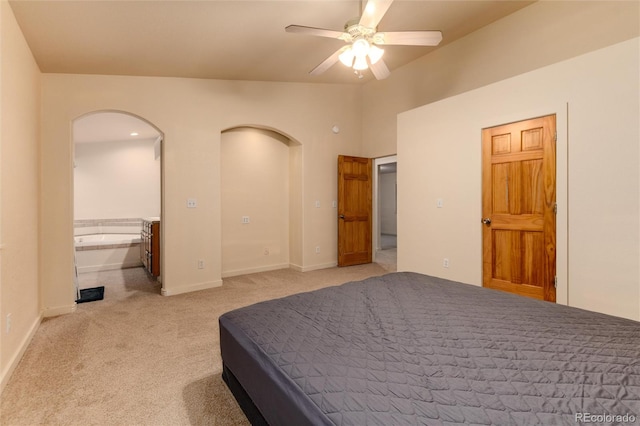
[72,111,163,301]
[220,126,302,277]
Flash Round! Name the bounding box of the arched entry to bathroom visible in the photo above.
[220,126,302,277]
[72,111,164,300]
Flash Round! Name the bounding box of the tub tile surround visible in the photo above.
[74,218,143,251]
[74,218,143,237]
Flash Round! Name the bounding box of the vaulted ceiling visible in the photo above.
[10,0,534,85]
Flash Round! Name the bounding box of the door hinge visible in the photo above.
[553,203,558,214]
[554,130,557,142]
[554,276,558,288]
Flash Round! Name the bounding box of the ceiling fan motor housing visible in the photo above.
[343,18,377,43]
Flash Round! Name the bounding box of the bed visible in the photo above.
[219,272,640,425]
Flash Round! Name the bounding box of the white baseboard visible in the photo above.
[226,262,337,276]
[0,313,42,395]
[161,279,223,296]
[289,263,304,272]
[221,263,290,278]
[294,262,337,272]
[42,303,77,318]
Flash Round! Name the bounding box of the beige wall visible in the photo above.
[0,0,42,391]
[74,138,161,220]
[362,1,640,158]
[398,38,639,321]
[288,142,303,269]
[40,75,362,311]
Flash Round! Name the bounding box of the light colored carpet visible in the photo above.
[375,248,397,271]
[1,263,392,425]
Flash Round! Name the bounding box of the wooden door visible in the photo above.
[482,115,556,301]
[338,155,372,266]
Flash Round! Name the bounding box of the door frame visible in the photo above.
[71,110,165,297]
[373,155,397,262]
[480,104,568,305]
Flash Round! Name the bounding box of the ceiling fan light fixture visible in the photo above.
[353,54,369,70]
[338,48,355,67]
[351,38,370,58]
[368,45,384,64]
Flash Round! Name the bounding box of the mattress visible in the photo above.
[219,272,640,425]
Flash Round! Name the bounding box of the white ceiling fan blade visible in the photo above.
[359,0,394,29]
[369,58,391,80]
[309,48,343,76]
[285,25,346,40]
[377,30,443,46]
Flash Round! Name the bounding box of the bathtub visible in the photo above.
[75,233,141,247]
[75,233,143,273]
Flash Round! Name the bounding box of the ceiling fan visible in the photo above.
[285,0,442,80]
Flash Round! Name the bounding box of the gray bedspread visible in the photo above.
[219,272,640,425]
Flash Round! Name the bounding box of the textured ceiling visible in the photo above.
[10,0,534,85]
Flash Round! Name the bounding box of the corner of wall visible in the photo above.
[41,304,76,318]
[0,313,42,395]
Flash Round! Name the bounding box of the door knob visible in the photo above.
[481,218,492,225]
[339,215,345,219]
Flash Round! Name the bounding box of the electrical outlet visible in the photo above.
[197,259,204,269]
[242,216,250,224]
[187,198,197,208]
[443,258,450,268]
[6,313,11,334]
[315,246,321,254]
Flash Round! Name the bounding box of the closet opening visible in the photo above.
[220,126,302,277]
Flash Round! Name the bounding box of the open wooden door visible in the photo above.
[338,155,372,266]
[482,115,556,301]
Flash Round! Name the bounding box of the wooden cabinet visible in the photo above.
[141,217,160,278]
